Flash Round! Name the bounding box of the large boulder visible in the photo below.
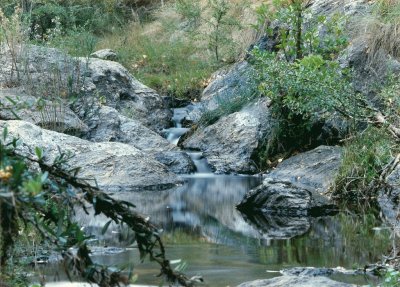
[153,151,196,174]
[237,276,361,287]
[0,45,171,133]
[0,120,181,192]
[186,61,256,124]
[76,57,171,132]
[339,39,400,97]
[84,106,195,173]
[182,97,273,174]
[237,146,342,215]
[378,164,400,230]
[86,105,175,154]
[309,0,370,18]
[0,88,88,135]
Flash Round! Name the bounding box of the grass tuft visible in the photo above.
[333,127,399,203]
[97,21,217,99]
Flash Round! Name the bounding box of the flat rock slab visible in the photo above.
[237,276,361,287]
[0,120,180,192]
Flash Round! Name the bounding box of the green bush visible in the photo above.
[29,3,69,40]
[250,0,352,168]
[176,0,246,63]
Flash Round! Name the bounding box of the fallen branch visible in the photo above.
[10,148,196,287]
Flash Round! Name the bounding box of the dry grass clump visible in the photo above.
[358,0,400,68]
[96,0,264,98]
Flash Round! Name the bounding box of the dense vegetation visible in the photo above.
[249,0,400,206]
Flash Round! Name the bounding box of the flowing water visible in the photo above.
[44,107,392,287]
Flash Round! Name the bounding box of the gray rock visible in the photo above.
[378,164,400,230]
[186,61,256,123]
[154,151,196,174]
[0,45,171,133]
[0,88,88,135]
[90,49,118,61]
[237,276,360,287]
[339,39,400,97]
[281,267,366,277]
[0,44,75,88]
[86,105,176,154]
[0,120,181,192]
[183,98,273,174]
[77,57,171,132]
[309,0,370,18]
[84,106,195,174]
[237,146,342,215]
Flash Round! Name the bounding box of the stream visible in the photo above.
[44,107,392,287]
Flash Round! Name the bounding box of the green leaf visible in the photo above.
[35,147,43,160]
[101,220,113,235]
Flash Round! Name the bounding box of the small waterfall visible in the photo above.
[186,151,211,174]
[164,106,212,174]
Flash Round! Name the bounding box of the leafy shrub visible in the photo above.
[254,0,348,61]
[333,78,400,202]
[29,3,69,40]
[250,0,352,167]
[176,0,246,63]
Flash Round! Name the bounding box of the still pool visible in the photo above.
[39,174,391,287]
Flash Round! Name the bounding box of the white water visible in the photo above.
[164,106,213,174]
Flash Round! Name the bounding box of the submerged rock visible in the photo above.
[237,146,342,215]
[237,276,361,287]
[0,120,181,192]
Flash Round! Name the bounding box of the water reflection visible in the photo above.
[66,175,391,287]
